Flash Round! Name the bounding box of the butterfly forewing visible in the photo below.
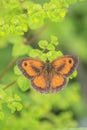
[17,58,45,79]
[52,55,79,77]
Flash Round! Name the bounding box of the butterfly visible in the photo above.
[17,55,79,94]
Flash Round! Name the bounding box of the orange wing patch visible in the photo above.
[31,72,48,93]
[52,55,78,77]
[49,72,67,93]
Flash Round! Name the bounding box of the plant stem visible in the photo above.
[3,79,17,90]
[0,57,17,79]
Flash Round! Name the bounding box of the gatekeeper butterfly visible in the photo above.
[17,55,79,94]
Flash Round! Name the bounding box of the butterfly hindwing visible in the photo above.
[17,58,45,79]
[49,71,67,93]
[52,55,79,77]
[31,71,48,93]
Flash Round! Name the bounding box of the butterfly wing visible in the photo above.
[17,58,48,93]
[49,72,67,93]
[31,71,49,93]
[49,55,79,93]
[17,58,45,79]
[51,55,79,77]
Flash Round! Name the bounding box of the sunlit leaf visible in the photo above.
[28,49,42,58]
[14,65,22,75]
[38,40,48,49]
[17,75,30,92]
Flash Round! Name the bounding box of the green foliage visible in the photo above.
[17,75,30,92]
[28,36,63,61]
[70,70,77,79]
[0,82,83,129]
[28,49,43,58]
[0,87,23,119]
[0,0,86,130]
[0,0,84,36]
[38,40,48,49]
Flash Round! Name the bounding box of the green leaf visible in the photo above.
[39,53,47,62]
[22,1,34,10]
[5,96,14,103]
[14,65,22,75]
[44,2,67,22]
[70,70,77,79]
[13,94,21,101]
[7,103,16,113]
[28,49,42,58]
[50,35,59,46]
[8,102,23,112]
[47,44,55,51]
[28,4,45,29]
[38,40,48,49]
[8,36,24,45]
[47,50,63,61]
[28,17,44,29]
[17,75,30,92]
[56,51,63,57]
[7,102,23,113]
[12,43,31,57]
[16,102,23,111]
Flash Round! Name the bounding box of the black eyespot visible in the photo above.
[23,62,27,66]
[68,59,72,64]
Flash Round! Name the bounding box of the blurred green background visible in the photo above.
[0,1,87,130]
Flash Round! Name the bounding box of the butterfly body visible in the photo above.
[17,55,79,94]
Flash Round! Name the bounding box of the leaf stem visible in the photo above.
[3,79,17,90]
